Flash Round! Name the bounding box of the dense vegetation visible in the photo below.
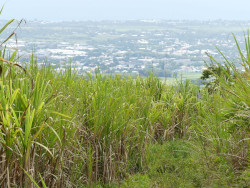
[0,17,249,187]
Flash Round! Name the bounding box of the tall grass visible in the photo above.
[0,14,249,187]
[194,32,249,180]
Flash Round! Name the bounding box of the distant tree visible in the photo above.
[201,53,234,92]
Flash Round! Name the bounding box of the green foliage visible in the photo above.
[200,63,232,92]
[120,141,247,188]
[197,32,249,174]
[120,174,154,188]
[0,10,248,187]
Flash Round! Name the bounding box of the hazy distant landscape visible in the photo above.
[3,20,249,80]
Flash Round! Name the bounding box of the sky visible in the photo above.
[1,0,250,21]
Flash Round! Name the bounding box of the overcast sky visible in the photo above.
[1,0,250,21]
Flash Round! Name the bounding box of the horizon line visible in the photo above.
[1,19,250,23]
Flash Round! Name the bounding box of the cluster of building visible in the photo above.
[5,20,247,77]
